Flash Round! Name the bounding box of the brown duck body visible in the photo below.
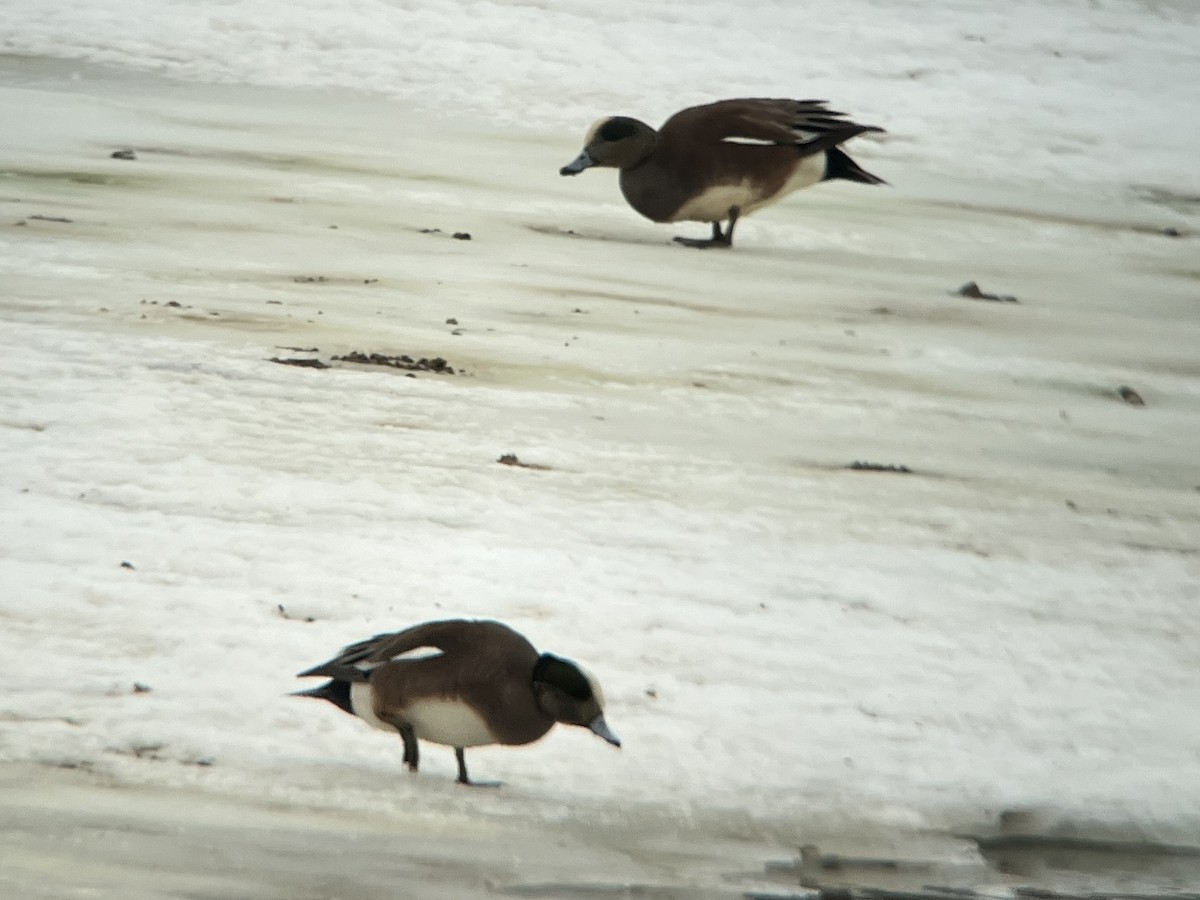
[358,620,552,746]
[561,98,885,247]
[295,619,619,785]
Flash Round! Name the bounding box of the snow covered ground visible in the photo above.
[4,0,1199,188]
[0,0,1198,894]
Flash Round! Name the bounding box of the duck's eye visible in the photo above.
[599,118,638,142]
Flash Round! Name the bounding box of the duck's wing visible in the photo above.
[663,98,883,154]
[296,619,487,680]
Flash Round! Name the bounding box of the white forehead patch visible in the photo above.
[584,117,611,144]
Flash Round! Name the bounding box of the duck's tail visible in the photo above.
[290,678,354,716]
[824,146,887,185]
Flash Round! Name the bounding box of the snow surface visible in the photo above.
[2,0,1199,187]
[0,0,1198,890]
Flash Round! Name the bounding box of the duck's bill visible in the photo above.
[587,714,621,747]
[559,150,595,176]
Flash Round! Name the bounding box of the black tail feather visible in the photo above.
[291,679,355,716]
[823,146,887,185]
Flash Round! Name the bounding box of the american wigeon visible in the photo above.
[560,98,885,248]
[294,619,620,786]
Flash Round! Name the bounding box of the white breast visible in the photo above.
[403,699,496,748]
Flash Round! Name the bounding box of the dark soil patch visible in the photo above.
[1116,385,1145,406]
[265,349,465,376]
[332,351,459,375]
[497,454,553,471]
[847,461,913,474]
[277,603,316,623]
[956,281,1018,303]
[268,357,330,369]
[420,228,472,240]
[16,214,74,226]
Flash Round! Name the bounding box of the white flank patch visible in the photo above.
[672,181,762,223]
[670,151,827,223]
[780,151,828,195]
[348,683,392,733]
[351,684,494,746]
[403,699,495,748]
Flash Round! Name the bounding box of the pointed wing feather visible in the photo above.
[296,619,481,679]
[662,98,883,150]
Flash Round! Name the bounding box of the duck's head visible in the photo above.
[532,653,621,747]
[560,116,657,175]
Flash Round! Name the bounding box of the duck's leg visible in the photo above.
[673,221,726,248]
[454,747,503,788]
[723,206,741,245]
[383,717,419,772]
[673,207,739,249]
[454,747,470,784]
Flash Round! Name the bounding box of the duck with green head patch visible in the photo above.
[294,619,620,786]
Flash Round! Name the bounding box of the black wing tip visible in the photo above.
[296,662,369,682]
